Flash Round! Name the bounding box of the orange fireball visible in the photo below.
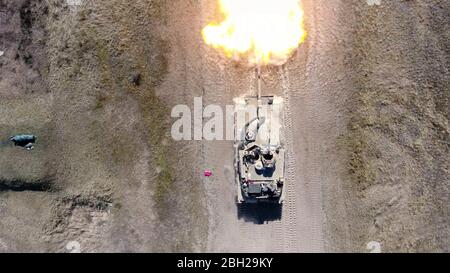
[202,0,307,65]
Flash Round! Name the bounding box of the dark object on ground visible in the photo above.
[10,134,37,150]
[129,72,141,86]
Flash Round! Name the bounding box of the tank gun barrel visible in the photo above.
[257,65,262,101]
[256,66,262,127]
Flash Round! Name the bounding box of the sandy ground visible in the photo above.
[340,0,449,252]
[0,0,448,252]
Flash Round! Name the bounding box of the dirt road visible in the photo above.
[157,0,355,252]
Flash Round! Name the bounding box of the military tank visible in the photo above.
[234,68,285,204]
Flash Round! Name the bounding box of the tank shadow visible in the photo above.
[237,203,282,224]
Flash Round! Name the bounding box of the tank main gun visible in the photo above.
[256,65,262,127]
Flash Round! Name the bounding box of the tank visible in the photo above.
[234,68,285,204]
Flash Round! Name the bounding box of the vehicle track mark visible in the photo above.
[279,66,300,252]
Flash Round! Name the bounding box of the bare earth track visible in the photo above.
[195,0,340,253]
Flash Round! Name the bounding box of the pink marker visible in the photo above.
[204,170,213,177]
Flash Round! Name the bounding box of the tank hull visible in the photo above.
[234,95,285,204]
